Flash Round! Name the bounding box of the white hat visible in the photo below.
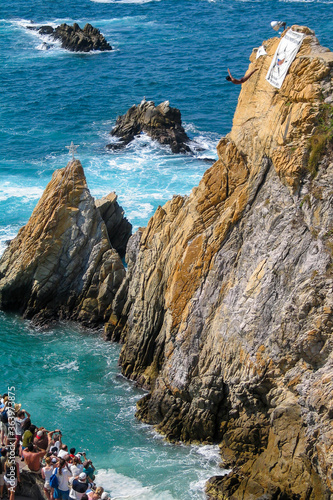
[101,493,110,500]
[79,472,87,481]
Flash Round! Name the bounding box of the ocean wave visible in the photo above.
[57,360,80,372]
[0,183,44,202]
[0,225,19,258]
[205,0,333,2]
[95,469,175,500]
[90,0,160,3]
[59,393,83,412]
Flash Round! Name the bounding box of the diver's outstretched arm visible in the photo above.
[240,68,258,83]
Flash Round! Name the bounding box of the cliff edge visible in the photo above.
[110,26,333,498]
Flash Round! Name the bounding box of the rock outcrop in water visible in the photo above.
[0,160,128,327]
[107,99,192,153]
[110,26,333,498]
[29,23,112,52]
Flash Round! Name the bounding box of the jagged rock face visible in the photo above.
[114,27,333,498]
[30,23,112,52]
[0,160,125,327]
[95,192,132,258]
[107,100,191,153]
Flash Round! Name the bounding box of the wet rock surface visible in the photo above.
[107,99,192,153]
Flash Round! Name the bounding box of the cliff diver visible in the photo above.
[226,67,258,85]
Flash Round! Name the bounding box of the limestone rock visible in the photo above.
[0,160,125,327]
[114,27,333,498]
[95,192,132,258]
[28,23,112,52]
[107,100,192,153]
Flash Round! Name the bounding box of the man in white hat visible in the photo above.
[69,471,89,499]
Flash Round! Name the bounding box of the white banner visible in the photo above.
[266,30,304,89]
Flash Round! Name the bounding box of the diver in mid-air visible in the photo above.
[226,67,258,84]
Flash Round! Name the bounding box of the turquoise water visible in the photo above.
[1,0,333,498]
[0,312,223,499]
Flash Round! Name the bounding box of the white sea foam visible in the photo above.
[0,183,43,202]
[59,393,83,412]
[11,18,115,55]
[125,202,155,221]
[95,469,175,500]
[57,360,80,372]
[0,225,19,258]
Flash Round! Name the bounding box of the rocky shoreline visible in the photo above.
[1,25,333,499]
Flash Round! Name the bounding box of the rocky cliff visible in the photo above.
[110,26,333,498]
[0,160,128,327]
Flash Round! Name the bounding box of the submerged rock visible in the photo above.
[0,160,126,327]
[28,22,112,52]
[111,26,333,498]
[107,99,192,153]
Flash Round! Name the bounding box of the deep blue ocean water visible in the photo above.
[1,0,333,498]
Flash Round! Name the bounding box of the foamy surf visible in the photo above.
[95,469,176,500]
[0,183,44,202]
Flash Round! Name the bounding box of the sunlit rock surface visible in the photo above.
[114,27,333,498]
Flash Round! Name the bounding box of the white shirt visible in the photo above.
[70,464,84,477]
[56,467,72,491]
[15,417,27,436]
[58,449,69,459]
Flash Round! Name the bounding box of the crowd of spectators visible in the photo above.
[0,393,111,500]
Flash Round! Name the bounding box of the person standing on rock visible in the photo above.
[3,457,20,500]
[42,456,55,500]
[226,67,258,84]
[54,458,72,500]
[14,408,30,455]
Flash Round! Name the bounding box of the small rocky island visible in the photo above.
[107,99,192,153]
[28,22,112,52]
